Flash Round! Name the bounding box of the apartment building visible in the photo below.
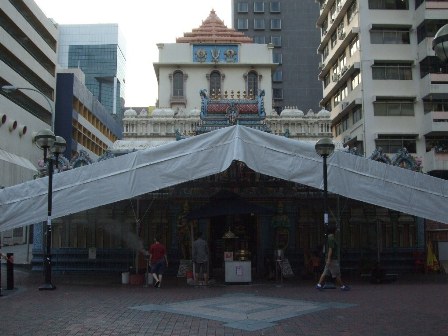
[317,0,448,178]
[232,0,323,114]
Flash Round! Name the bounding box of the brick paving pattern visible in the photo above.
[1,267,448,336]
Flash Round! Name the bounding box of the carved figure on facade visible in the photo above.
[177,201,192,259]
[391,148,421,172]
[224,49,237,63]
[71,149,94,168]
[346,146,362,156]
[195,48,207,63]
[369,147,392,164]
[271,202,290,251]
[211,48,220,63]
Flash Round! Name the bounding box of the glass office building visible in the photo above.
[58,24,126,115]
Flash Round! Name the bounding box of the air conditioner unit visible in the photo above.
[332,74,339,82]
[321,3,326,10]
[341,102,349,110]
[318,62,325,69]
[338,32,346,40]
[330,19,335,24]
[343,136,351,143]
[341,66,348,74]
[323,30,328,35]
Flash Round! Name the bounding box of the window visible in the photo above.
[339,54,347,71]
[271,19,282,30]
[172,71,184,97]
[347,0,358,23]
[273,88,283,100]
[371,28,410,44]
[375,135,417,154]
[237,2,249,12]
[254,18,265,30]
[254,35,266,44]
[209,70,221,96]
[352,107,362,124]
[351,72,362,90]
[417,20,448,44]
[273,52,282,64]
[247,71,259,96]
[368,0,409,10]
[238,18,248,30]
[270,1,281,13]
[323,44,329,60]
[271,36,282,47]
[335,115,349,136]
[423,100,448,114]
[324,73,330,88]
[349,36,360,56]
[254,1,265,12]
[373,99,415,116]
[273,69,283,82]
[330,4,337,21]
[331,32,337,48]
[372,63,412,80]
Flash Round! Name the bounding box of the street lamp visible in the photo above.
[315,138,335,227]
[1,85,55,131]
[35,130,66,290]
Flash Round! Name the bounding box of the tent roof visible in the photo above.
[1,125,447,231]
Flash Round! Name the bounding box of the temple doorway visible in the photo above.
[209,214,258,280]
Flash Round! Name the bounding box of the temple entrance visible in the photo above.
[209,214,258,281]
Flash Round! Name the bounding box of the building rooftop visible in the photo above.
[176,10,253,44]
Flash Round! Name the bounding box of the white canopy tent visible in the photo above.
[1,125,447,232]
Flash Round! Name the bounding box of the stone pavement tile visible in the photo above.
[1,270,448,335]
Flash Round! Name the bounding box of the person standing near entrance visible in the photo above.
[316,225,350,291]
[193,232,209,286]
[149,237,168,288]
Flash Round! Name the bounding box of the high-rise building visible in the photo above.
[55,70,122,161]
[232,0,323,113]
[57,24,126,116]
[317,0,448,178]
[0,0,57,188]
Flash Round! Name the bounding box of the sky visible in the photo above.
[34,0,232,107]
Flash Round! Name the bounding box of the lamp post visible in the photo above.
[1,85,55,131]
[315,138,335,227]
[34,130,66,290]
[432,24,448,63]
[1,84,64,290]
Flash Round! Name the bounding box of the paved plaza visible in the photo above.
[1,259,448,336]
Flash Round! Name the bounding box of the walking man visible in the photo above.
[316,225,350,291]
[192,232,209,286]
[149,237,168,288]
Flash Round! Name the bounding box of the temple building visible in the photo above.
[25,10,434,280]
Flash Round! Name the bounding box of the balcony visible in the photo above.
[420,73,448,100]
[423,149,448,173]
[422,111,448,136]
[418,37,436,62]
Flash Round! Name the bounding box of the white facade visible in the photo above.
[0,0,58,188]
[317,0,448,175]
[121,11,332,148]
[154,43,275,113]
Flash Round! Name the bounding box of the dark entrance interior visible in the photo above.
[209,214,258,280]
